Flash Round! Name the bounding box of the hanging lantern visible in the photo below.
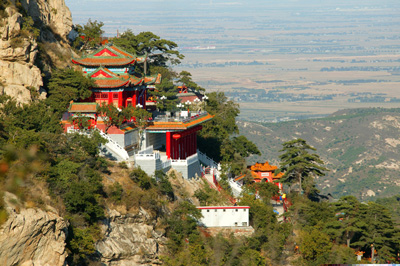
[172,134,181,140]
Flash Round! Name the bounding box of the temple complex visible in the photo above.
[63,43,214,179]
[72,43,161,108]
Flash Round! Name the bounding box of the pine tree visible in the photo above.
[278,138,328,196]
[352,202,397,263]
[324,196,366,247]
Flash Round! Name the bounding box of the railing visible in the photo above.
[197,149,219,169]
[137,145,154,155]
[135,150,161,160]
[153,111,208,123]
[94,128,130,161]
[170,153,199,166]
[229,179,243,198]
[66,126,130,161]
[201,172,236,205]
[186,153,199,165]
[162,160,171,169]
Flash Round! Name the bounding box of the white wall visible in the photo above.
[146,132,165,150]
[124,129,139,147]
[198,207,250,227]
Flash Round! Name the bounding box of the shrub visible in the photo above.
[109,182,123,203]
[130,167,155,190]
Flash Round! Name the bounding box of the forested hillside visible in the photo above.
[2,1,400,265]
[239,108,400,199]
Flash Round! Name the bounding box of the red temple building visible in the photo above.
[71,43,161,108]
[63,43,214,179]
[177,85,204,104]
[234,161,284,190]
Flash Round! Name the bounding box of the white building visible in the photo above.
[197,206,250,227]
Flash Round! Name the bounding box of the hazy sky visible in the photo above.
[65,0,400,37]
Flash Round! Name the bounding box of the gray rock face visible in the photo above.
[19,0,73,40]
[0,193,68,266]
[0,0,73,104]
[96,208,166,266]
[0,7,43,103]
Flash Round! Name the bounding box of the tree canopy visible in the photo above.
[73,19,105,51]
[197,92,260,174]
[278,138,328,197]
[113,30,184,69]
[46,68,94,114]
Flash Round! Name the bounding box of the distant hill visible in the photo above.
[238,108,400,200]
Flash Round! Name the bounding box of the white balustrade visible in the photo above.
[94,127,130,161]
[229,179,243,197]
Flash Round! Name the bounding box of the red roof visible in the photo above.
[72,44,137,67]
[68,102,98,113]
[94,79,130,88]
[89,67,130,88]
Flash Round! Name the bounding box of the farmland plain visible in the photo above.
[66,0,400,121]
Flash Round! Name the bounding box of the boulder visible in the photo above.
[0,192,69,266]
[96,208,166,266]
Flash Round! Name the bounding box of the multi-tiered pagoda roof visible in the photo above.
[72,44,145,67]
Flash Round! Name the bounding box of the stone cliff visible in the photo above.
[0,193,69,266]
[0,0,74,104]
[96,208,166,266]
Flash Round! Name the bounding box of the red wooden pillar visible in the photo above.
[177,138,180,159]
[183,135,187,159]
[143,89,147,109]
[188,134,190,158]
[166,132,171,159]
[191,131,195,156]
[173,138,178,160]
[190,132,194,156]
[118,91,123,107]
[133,91,138,106]
[194,131,197,152]
[108,92,112,105]
[179,137,182,159]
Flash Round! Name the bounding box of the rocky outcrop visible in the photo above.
[0,192,68,266]
[0,0,74,104]
[96,208,166,266]
[19,0,73,40]
[0,7,44,103]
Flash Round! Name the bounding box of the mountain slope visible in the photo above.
[238,108,400,199]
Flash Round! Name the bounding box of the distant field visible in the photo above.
[175,52,400,121]
[66,0,400,121]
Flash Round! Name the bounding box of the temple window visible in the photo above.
[113,93,119,99]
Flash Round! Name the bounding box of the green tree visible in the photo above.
[150,66,179,111]
[132,107,152,148]
[73,19,104,51]
[96,103,125,133]
[197,92,239,161]
[278,138,328,196]
[154,170,174,201]
[324,196,365,247]
[113,30,184,68]
[299,229,333,265]
[47,68,93,114]
[352,202,397,263]
[177,71,205,92]
[165,200,202,253]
